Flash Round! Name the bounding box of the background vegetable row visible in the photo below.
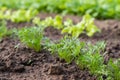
[0,8,100,37]
[0,19,120,80]
[0,0,120,19]
[0,7,38,23]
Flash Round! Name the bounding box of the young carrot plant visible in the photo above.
[62,14,100,37]
[75,41,108,79]
[46,36,85,63]
[46,36,107,79]
[0,20,18,39]
[106,59,120,80]
[18,26,44,52]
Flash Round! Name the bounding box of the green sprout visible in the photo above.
[18,26,44,52]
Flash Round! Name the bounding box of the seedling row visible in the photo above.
[0,15,120,79]
[0,1,120,79]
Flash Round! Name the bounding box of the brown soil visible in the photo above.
[0,37,95,80]
[0,13,120,80]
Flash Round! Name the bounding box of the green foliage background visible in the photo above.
[0,0,120,19]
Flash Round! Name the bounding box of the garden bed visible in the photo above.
[0,13,120,80]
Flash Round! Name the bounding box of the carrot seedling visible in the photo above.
[18,26,43,52]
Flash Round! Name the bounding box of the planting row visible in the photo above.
[0,8,100,37]
[0,19,120,80]
[0,0,120,19]
[33,14,100,37]
[0,7,38,23]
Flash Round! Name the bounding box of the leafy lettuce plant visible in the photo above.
[32,17,53,28]
[53,15,63,29]
[32,15,63,29]
[62,14,100,37]
[0,7,8,19]
[11,8,38,23]
[0,7,38,23]
[18,26,43,52]
[63,18,73,27]
[32,17,41,26]
[4,10,11,20]
[0,7,11,20]
[41,17,53,27]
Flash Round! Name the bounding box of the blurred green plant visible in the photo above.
[0,20,7,39]
[11,8,38,23]
[0,7,38,23]
[62,14,100,37]
[33,15,63,29]
[0,0,120,19]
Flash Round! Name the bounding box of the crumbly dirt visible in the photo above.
[0,13,120,80]
[0,37,96,80]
